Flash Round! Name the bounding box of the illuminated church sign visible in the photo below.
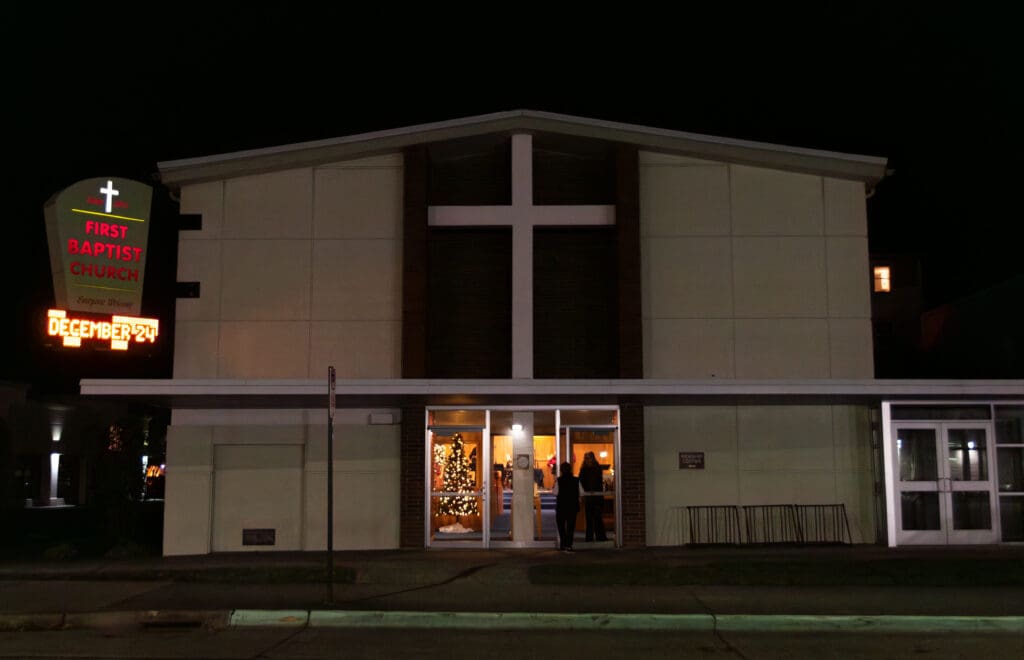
[43,178,159,350]
[44,178,153,315]
[46,308,159,351]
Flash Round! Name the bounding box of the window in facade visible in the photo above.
[874,266,892,292]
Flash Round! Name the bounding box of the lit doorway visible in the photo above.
[425,407,619,548]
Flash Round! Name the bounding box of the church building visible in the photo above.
[81,111,1024,553]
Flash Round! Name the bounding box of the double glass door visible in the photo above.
[895,422,997,544]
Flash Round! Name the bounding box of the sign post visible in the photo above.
[326,366,336,604]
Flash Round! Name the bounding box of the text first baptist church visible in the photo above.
[83,111,1024,553]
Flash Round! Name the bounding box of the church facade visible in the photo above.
[81,111,1024,553]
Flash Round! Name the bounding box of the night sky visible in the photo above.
[6,7,1021,390]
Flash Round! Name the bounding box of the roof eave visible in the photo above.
[158,110,888,188]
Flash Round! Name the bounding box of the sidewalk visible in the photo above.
[1,546,1022,632]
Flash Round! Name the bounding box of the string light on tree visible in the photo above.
[436,433,479,520]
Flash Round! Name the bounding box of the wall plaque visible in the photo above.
[678,452,705,470]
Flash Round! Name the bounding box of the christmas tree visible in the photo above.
[437,433,479,519]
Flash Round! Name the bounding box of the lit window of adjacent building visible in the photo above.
[873,266,891,292]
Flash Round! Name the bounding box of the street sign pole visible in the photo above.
[327,366,336,605]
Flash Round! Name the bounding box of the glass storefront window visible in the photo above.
[901,492,940,530]
[426,407,619,547]
[898,429,938,481]
[997,448,1024,492]
[947,429,988,481]
[952,492,992,530]
[999,497,1024,542]
[995,406,1024,444]
[561,409,618,426]
[429,410,487,427]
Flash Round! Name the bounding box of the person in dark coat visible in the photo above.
[553,461,581,552]
[578,451,607,541]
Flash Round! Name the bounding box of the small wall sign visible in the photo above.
[678,452,705,470]
[242,528,276,546]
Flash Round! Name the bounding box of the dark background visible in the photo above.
[5,6,1022,390]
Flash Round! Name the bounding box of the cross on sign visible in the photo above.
[99,180,120,214]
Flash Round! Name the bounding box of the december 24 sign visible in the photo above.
[43,178,159,350]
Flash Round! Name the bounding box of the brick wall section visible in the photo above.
[399,406,426,548]
[615,144,643,379]
[619,403,646,547]
[402,146,428,378]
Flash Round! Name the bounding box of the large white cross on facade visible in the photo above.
[428,134,616,378]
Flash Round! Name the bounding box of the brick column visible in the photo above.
[399,406,426,548]
[615,144,643,379]
[619,403,646,547]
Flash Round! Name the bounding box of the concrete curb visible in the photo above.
[235,610,1024,633]
[0,610,229,633]
[3,610,1022,633]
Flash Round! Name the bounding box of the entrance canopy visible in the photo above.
[80,378,1024,409]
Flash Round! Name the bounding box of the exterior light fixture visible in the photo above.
[511,423,523,433]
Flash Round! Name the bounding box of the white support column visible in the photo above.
[881,401,896,547]
[511,411,535,544]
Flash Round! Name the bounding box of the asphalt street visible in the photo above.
[1,627,1021,659]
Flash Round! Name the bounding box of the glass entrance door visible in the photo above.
[428,426,487,547]
[895,422,997,544]
[563,426,617,545]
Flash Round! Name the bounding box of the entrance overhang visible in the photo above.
[79,378,1024,409]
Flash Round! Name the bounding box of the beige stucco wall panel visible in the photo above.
[733,238,827,318]
[730,165,824,236]
[163,426,213,556]
[213,425,308,446]
[640,165,730,236]
[831,405,873,472]
[737,406,834,472]
[311,240,401,321]
[739,471,836,505]
[173,321,220,379]
[824,178,867,236]
[313,165,402,239]
[218,322,310,378]
[179,181,224,240]
[212,445,303,552]
[303,425,400,550]
[220,240,311,320]
[309,321,400,378]
[646,238,733,318]
[836,472,876,543]
[826,237,871,318]
[645,406,739,544]
[829,319,875,379]
[645,319,735,378]
[734,319,830,378]
[223,169,313,239]
[175,240,222,321]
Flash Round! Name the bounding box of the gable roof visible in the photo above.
[157,110,888,187]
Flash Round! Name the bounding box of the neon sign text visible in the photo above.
[46,309,159,351]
